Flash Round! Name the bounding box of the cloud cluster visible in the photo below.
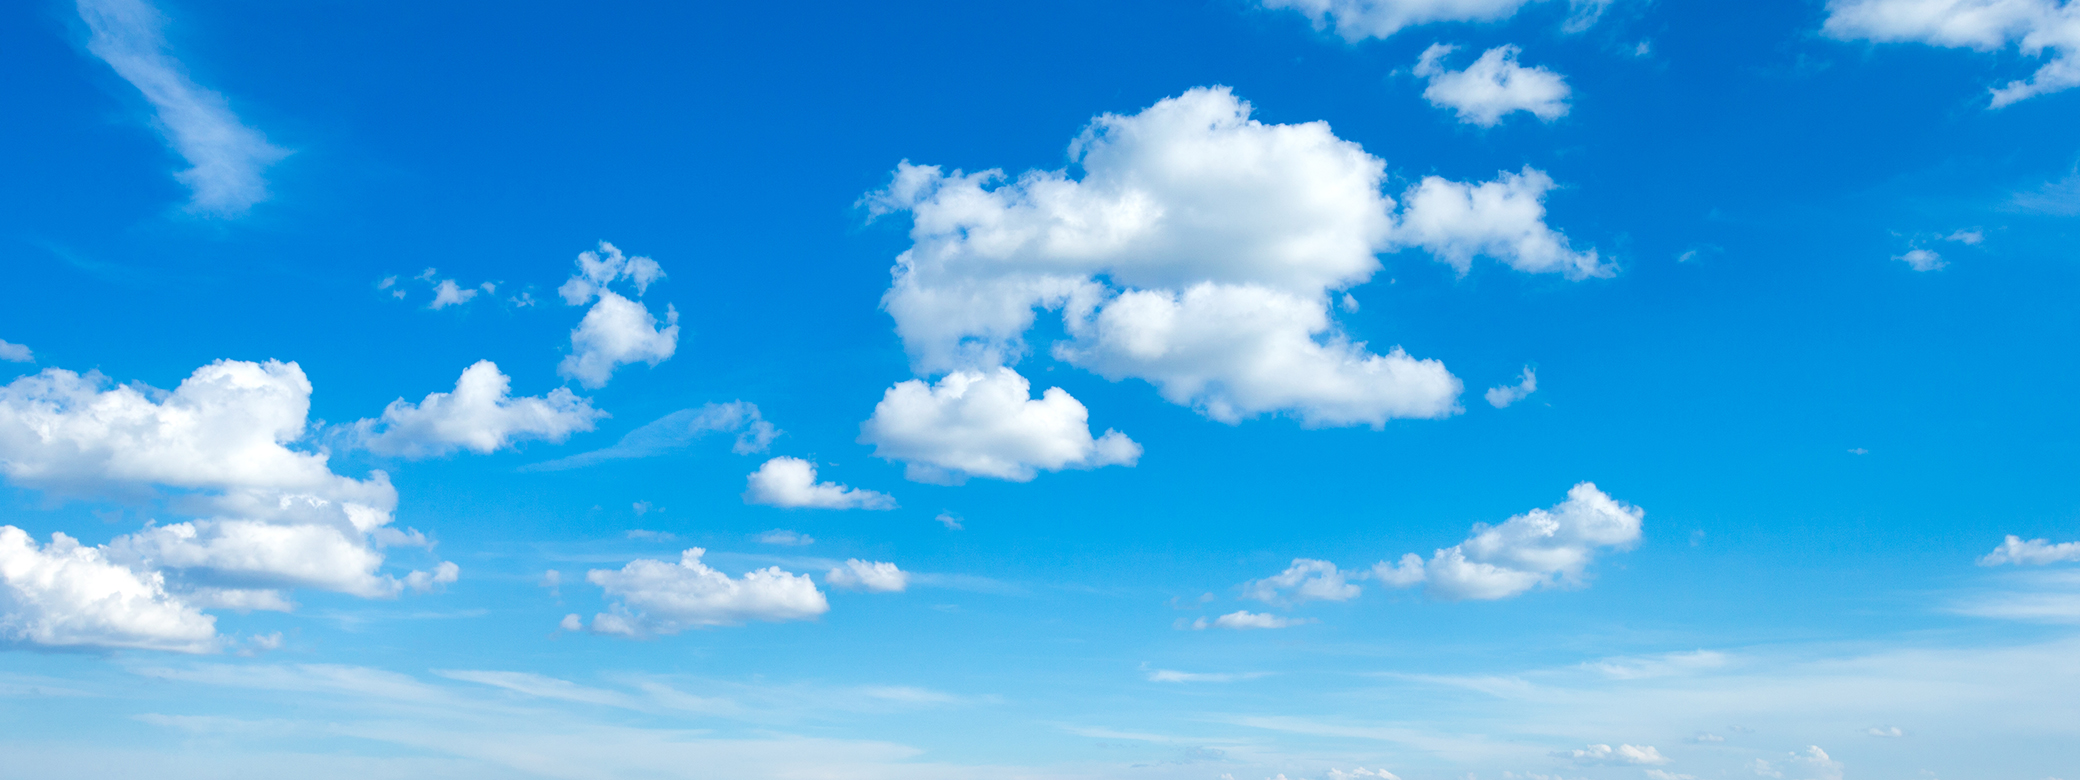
[76,0,288,216]
[867,87,1603,448]
[0,360,455,651]
[1263,0,1540,40]
[1980,534,2080,565]
[743,457,896,510]
[1824,0,2080,106]
[349,361,605,458]
[583,548,828,635]
[859,368,1140,483]
[1374,482,1643,600]
[826,560,908,592]
[526,401,778,471]
[557,242,678,388]
[1414,44,1572,126]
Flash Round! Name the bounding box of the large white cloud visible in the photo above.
[858,368,1139,483]
[1263,0,1542,40]
[584,548,828,635]
[0,526,216,653]
[76,0,288,216]
[350,361,605,458]
[0,359,456,651]
[866,87,1601,435]
[743,457,896,510]
[1373,482,1643,600]
[1414,44,1572,127]
[557,242,679,388]
[1824,0,2080,106]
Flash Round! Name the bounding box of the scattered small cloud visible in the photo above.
[1187,610,1313,630]
[1981,535,2080,566]
[756,529,815,546]
[1896,248,1945,272]
[934,511,964,530]
[1848,448,1869,455]
[1693,732,1725,743]
[1555,743,1669,766]
[0,340,31,363]
[1945,229,1983,245]
[1485,366,1538,408]
[826,560,908,593]
[625,529,677,542]
[1867,725,1904,737]
[743,457,897,510]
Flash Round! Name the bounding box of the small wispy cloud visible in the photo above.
[77,0,288,216]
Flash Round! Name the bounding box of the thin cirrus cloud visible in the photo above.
[1414,44,1572,127]
[1823,0,2080,106]
[524,401,778,472]
[0,359,457,653]
[864,87,1604,452]
[556,242,678,389]
[75,0,289,216]
[1189,610,1313,630]
[347,361,606,459]
[1263,0,1541,40]
[579,548,828,636]
[742,457,896,510]
[858,368,1140,484]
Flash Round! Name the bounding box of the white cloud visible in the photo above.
[0,359,456,650]
[1191,610,1311,629]
[935,512,964,530]
[1242,558,1363,605]
[1824,0,2080,106]
[1414,44,1572,126]
[1790,745,1844,780]
[584,548,828,634]
[0,340,30,363]
[1867,725,1904,736]
[826,560,908,593]
[1328,768,1402,780]
[1556,743,1669,765]
[525,401,778,471]
[1896,248,1946,271]
[1947,228,1985,244]
[755,529,814,546]
[1485,366,1538,408]
[348,361,605,458]
[1980,534,2080,564]
[1644,771,1696,780]
[76,0,288,216]
[427,278,491,310]
[1400,166,1611,279]
[743,457,896,510]
[556,242,678,388]
[0,526,216,653]
[1144,667,1271,683]
[1372,482,1644,600]
[869,89,1596,430]
[1263,0,1541,41]
[858,368,1139,483]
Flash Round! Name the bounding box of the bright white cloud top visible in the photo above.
[0,359,456,651]
[867,87,1602,433]
[0,526,216,652]
[859,368,1140,483]
[1263,0,1541,40]
[743,457,896,510]
[1825,0,2080,106]
[75,0,288,215]
[584,548,829,635]
[557,242,679,388]
[350,361,605,458]
[1414,44,1572,126]
[1373,482,1644,600]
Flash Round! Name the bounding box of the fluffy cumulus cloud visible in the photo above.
[743,457,896,510]
[349,361,606,458]
[1824,0,2080,106]
[1896,247,1946,271]
[858,368,1139,483]
[1263,0,1540,40]
[1414,44,1572,126]
[583,548,828,635]
[0,360,456,651]
[1556,743,1669,765]
[0,526,216,652]
[825,559,908,592]
[1980,534,2080,565]
[867,87,1602,436]
[1242,558,1363,605]
[1485,366,1538,408]
[1373,482,1643,600]
[76,0,289,216]
[526,401,778,471]
[557,242,678,388]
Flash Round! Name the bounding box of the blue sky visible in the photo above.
[3,0,2079,778]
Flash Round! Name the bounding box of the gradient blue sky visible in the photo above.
[3,1,2079,779]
